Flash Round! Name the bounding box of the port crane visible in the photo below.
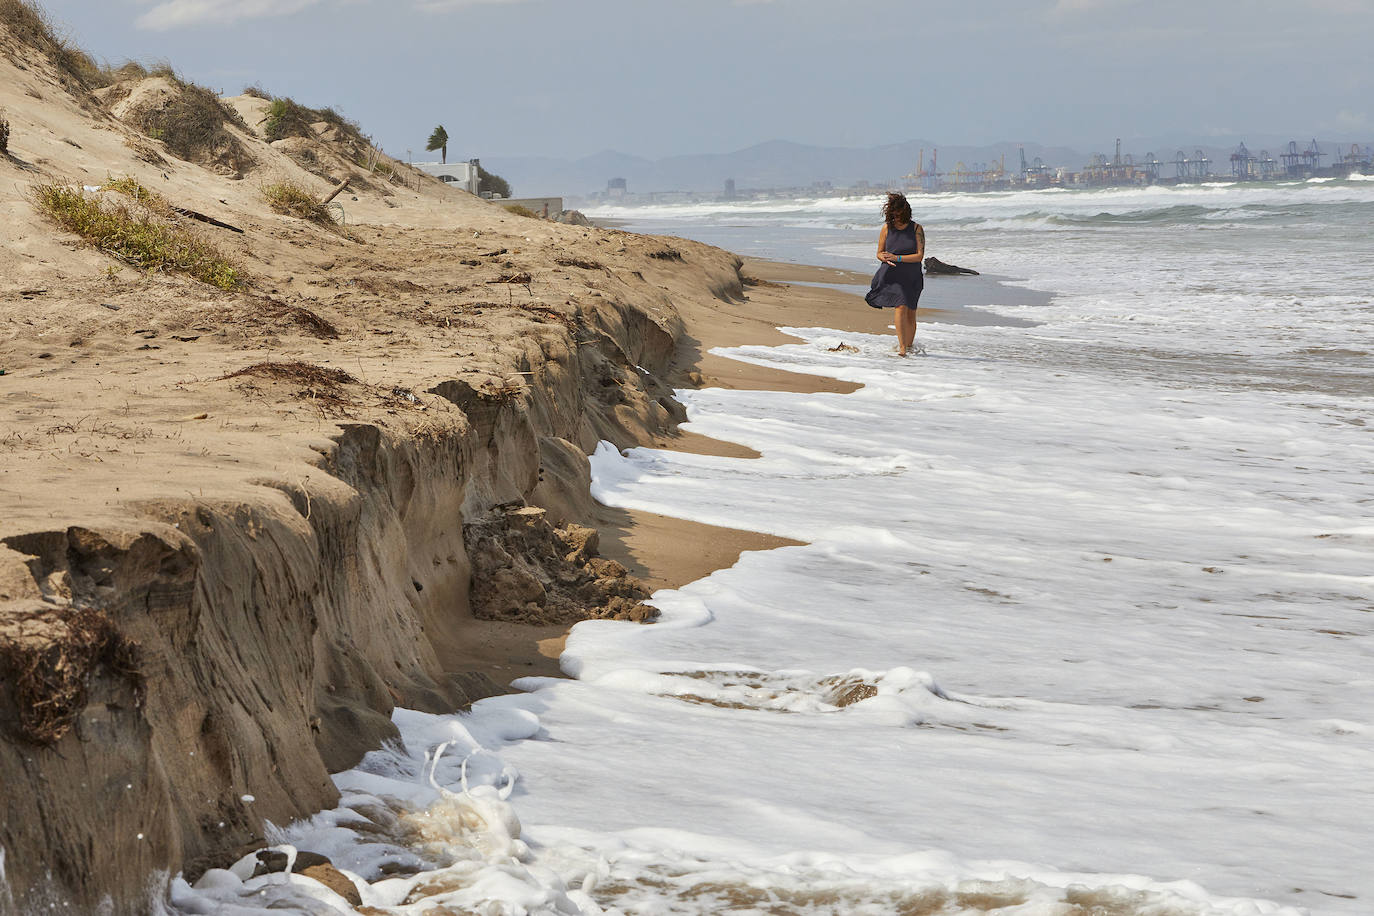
[1174,149,1211,180]
[908,148,939,192]
[1018,145,1052,185]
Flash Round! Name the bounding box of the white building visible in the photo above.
[413,159,482,195]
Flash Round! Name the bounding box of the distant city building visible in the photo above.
[607,177,627,199]
[724,178,736,199]
[413,159,482,195]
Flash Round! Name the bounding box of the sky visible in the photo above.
[33,0,1374,163]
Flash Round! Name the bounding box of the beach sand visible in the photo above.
[0,20,1034,902]
[0,30,797,899]
[562,255,1034,669]
[515,244,1049,672]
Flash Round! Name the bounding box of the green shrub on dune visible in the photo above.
[32,183,242,290]
[100,174,168,210]
[261,181,335,226]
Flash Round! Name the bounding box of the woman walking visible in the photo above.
[870,192,925,356]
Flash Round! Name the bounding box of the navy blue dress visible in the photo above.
[867,222,924,310]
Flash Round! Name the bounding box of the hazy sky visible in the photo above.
[36,0,1374,162]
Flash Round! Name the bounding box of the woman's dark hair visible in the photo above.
[883,192,912,227]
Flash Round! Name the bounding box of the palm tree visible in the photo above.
[426,125,449,165]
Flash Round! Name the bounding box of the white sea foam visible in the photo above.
[171,183,1371,915]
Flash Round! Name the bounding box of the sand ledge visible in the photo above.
[0,20,1029,905]
[0,29,843,909]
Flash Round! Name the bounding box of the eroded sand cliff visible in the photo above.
[0,14,758,909]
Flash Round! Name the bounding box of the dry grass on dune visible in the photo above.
[262,96,317,142]
[132,69,255,174]
[254,93,406,187]
[100,174,171,211]
[261,95,368,150]
[1,0,141,92]
[32,183,243,290]
[2,0,253,173]
[0,0,97,83]
[261,180,335,226]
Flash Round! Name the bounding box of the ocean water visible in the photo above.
[170,181,1373,915]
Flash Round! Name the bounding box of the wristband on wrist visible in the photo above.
[897,254,903,262]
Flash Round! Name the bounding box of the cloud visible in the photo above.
[136,0,324,30]
[1049,0,1139,15]
[1306,0,1374,12]
[136,0,525,30]
[1330,109,1369,131]
[413,0,530,10]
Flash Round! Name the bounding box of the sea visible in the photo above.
[169,179,1374,915]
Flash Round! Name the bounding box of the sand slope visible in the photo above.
[0,21,782,911]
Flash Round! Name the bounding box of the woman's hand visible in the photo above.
[878,251,898,265]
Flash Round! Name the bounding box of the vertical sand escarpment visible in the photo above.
[0,16,751,906]
[0,274,724,912]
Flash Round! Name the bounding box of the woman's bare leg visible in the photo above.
[895,306,917,355]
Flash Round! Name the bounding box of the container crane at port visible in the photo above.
[1141,152,1163,181]
[901,150,922,190]
[903,148,946,192]
[987,153,1006,187]
[915,148,940,192]
[1231,142,1257,179]
[1306,139,1325,171]
[1281,140,1305,177]
[1175,149,1211,181]
[1337,144,1374,174]
[1019,145,1052,186]
[1257,149,1279,180]
[1282,139,1331,177]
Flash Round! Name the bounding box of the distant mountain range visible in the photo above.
[484,139,1089,198]
[483,136,1370,199]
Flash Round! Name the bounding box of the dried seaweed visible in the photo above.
[554,257,605,271]
[222,360,355,387]
[243,298,340,339]
[0,606,142,744]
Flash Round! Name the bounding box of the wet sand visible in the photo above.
[566,256,1043,670]
[485,251,1048,681]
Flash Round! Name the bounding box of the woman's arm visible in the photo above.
[914,223,925,263]
[877,225,897,264]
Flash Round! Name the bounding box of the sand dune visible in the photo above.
[0,11,889,908]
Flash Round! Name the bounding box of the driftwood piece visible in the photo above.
[924,257,979,276]
[320,178,350,206]
[169,207,244,234]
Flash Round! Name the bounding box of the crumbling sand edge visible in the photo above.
[0,15,845,909]
[0,255,746,912]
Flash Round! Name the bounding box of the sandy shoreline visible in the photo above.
[0,19,1043,900]
[1,26,814,898]
[533,254,1032,675]
[499,257,874,676]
